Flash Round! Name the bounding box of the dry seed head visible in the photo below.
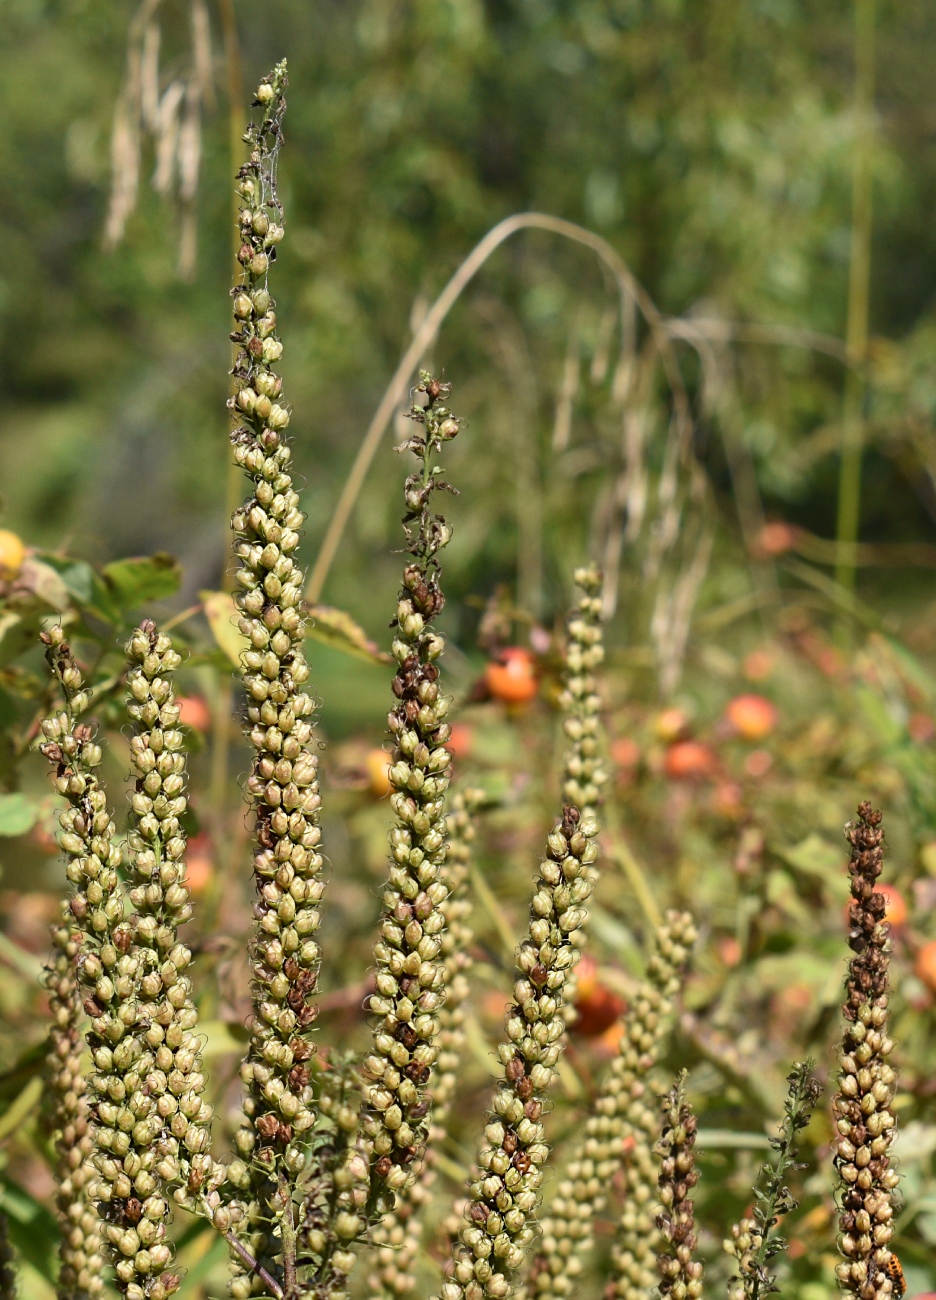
[833,804,900,1300]
[434,570,606,1300]
[537,911,696,1300]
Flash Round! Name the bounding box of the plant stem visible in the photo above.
[277,1176,299,1298]
[221,1231,285,1300]
[835,0,875,603]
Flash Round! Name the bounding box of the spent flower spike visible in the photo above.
[226,59,330,1297]
[833,804,900,1300]
[435,569,606,1300]
[536,910,697,1300]
[40,627,181,1300]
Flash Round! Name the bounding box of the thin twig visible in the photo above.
[222,1230,285,1299]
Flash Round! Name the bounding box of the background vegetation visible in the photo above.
[2,1,936,1298]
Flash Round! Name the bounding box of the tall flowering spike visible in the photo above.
[726,1060,822,1300]
[43,909,105,1300]
[535,911,697,1300]
[655,1073,703,1300]
[833,803,900,1300]
[358,369,464,1213]
[434,570,606,1300]
[368,788,486,1300]
[39,628,181,1300]
[124,622,227,1218]
[227,61,326,1295]
[603,913,700,1300]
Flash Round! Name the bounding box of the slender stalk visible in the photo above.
[832,803,900,1300]
[725,1061,822,1300]
[368,788,486,1300]
[835,0,875,599]
[43,910,105,1300]
[225,63,329,1297]
[39,630,181,1299]
[535,912,696,1300]
[434,569,607,1300]
[654,1073,703,1300]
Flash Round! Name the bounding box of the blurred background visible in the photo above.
[3,1,936,1297]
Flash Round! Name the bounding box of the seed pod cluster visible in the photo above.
[124,622,225,1215]
[559,569,607,815]
[654,1075,703,1300]
[368,789,486,1300]
[227,63,326,1198]
[39,629,181,1300]
[724,1217,762,1300]
[358,371,463,1206]
[435,570,606,1300]
[833,803,899,1300]
[43,910,104,1299]
[536,911,697,1300]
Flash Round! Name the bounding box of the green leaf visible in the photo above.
[34,554,96,606]
[102,552,182,609]
[306,604,391,664]
[0,1174,59,1284]
[14,558,72,611]
[200,590,248,666]
[0,792,40,837]
[0,1041,46,1108]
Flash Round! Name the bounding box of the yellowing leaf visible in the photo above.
[306,604,391,664]
[200,590,248,666]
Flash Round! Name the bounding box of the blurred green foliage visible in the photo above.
[2,1,936,1298]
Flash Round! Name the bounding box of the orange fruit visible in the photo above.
[185,836,214,893]
[654,708,689,742]
[755,521,801,557]
[744,749,773,778]
[485,648,538,705]
[742,649,774,682]
[611,736,641,769]
[916,941,936,991]
[726,694,777,741]
[366,747,392,798]
[573,958,626,1037]
[663,740,716,781]
[447,723,474,759]
[716,935,742,968]
[712,781,744,818]
[877,883,908,928]
[909,712,936,744]
[0,529,26,579]
[178,695,212,732]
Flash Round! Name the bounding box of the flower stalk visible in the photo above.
[368,787,486,1300]
[535,910,697,1300]
[123,621,223,1216]
[832,803,900,1300]
[435,568,606,1300]
[43,909,105,1300]
[655,1073,702,1300]
[725,1060,822,1300]
[39,628,180,1300]
[226,60,328,1294]
[358,371,462,1205]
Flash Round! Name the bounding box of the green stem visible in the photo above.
[835,0,875,603]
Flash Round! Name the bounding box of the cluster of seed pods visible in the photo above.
[833,804,900,1300]
[435,570,606,1300]
[536,911,697,1300]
